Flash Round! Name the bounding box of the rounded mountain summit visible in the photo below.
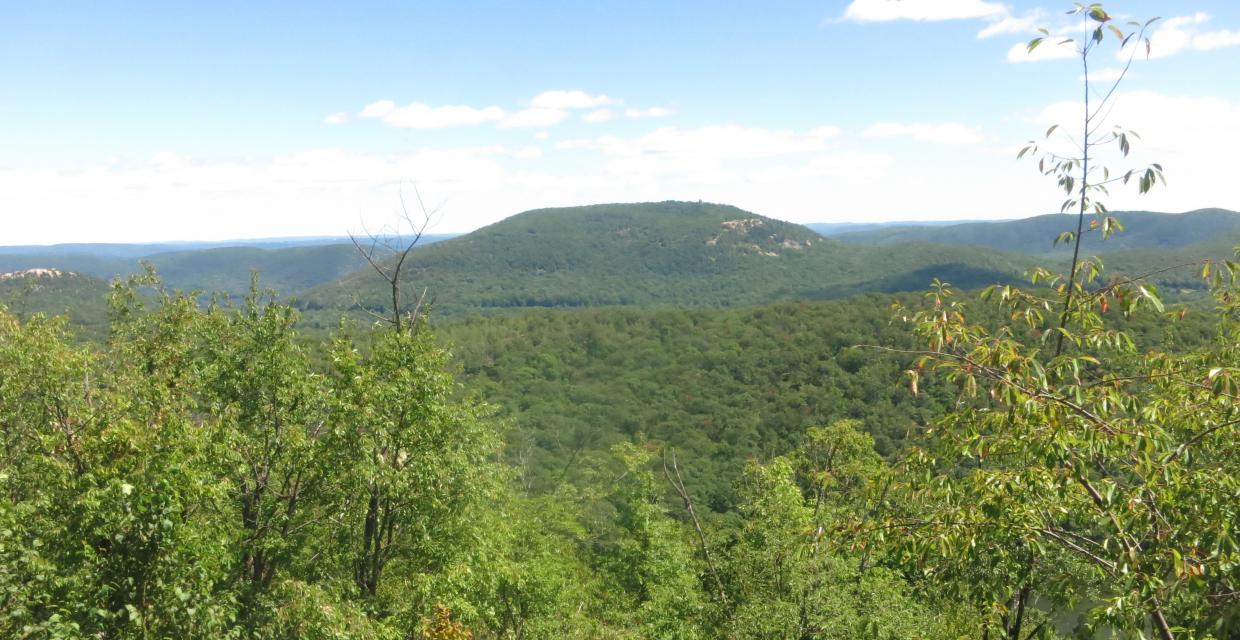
[300,201,1025,317]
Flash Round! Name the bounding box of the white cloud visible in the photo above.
[842,0,1005,23]
[7,93,1237,245]
[499,107,567,128]
[1195,29,1240,50]
[0,138,893,244]
[978,11,1044,39]
[1007,36,1077,62]
[534,131,550,140]
[359,100,396,118]
[808,125,842,139]
[346,91,672,129]
[624,106,676,119]
[582,109,616,123]
[528,90,615,109]
[514,146,543,159]
[558,125,834,165]
[1085,67,1128,83]
[1028,90,1240,214]
[863,122,985,145]
[1121,12,1240,60]
[359,100,506,129]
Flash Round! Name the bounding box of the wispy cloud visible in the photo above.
[358,100,505,128]
[1028,90,1240,212]
[841,0,1005,23]
[344,90,642,129]
[624,106,676,119]
[1123,12,1240,60]
[977,10,1044,39]
[863,122,985,145]
[1085,67,1129,83]
[582,109,616,123]
[558,125,835,164]
[499,107,567,129]
[1007,37,1077,62]
[1003,11,1240,64]
[529,90,615,109]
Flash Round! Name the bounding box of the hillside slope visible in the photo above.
[0,269,112,339]
[301,201,1033,317]
[0,243,373,299]
[833,208,1240,256]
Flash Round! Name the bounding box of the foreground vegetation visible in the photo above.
[0,276,985,638]
[3,4,1237,636]
[2,250,1236,638]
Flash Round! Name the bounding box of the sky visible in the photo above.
[2,0,1239,244]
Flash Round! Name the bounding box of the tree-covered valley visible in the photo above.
[4,1,1240,637]
[2,194,1238,638]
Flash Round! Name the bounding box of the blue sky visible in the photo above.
[3,0,1239,243]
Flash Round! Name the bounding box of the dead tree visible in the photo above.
[349,183,438,334]
[663,449,728,605]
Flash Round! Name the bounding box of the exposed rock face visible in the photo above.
[0,268,76,281]
[715,218,814,255]
[781,238,810,250]
[720,218,765,232]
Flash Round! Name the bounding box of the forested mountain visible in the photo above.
[833,208,1240,255]
[300,201,1032,317]
[7,205,1235,323]
[440,298,1215,516]
[0,269,112,339]
[0,234,458,258]
[0,235,456,299]
[0,244,366,299]
[805,220,969,236]
[7,0,1239,634]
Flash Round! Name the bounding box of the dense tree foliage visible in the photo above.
[0,244,373,301]
[4,4,1237,633]
[835,208,1240,257]
[1,280,988,638]
[298,201,1030,319]
[0,278,508,637]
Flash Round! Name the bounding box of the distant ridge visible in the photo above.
[0,234,459,259]
[0,267,78,280]
[806,220,976,236]
[8,203,1235,325]
[831,209,1240,255]
[300,201,1030,317]
[0,235,453,299]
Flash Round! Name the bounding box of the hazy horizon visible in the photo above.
[3,203,1235,248]
[5,0,1239,244]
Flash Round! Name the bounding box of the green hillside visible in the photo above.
[0,270,112,340]
[0,243,372,299]
[833,208,1240,256]
[301,201,1032,317]
[140,243,371,298]
[440,294,1217,515]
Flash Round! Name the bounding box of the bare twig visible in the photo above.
[348,182,440,333]
[663,449,727,604]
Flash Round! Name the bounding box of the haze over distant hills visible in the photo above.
[805,220,973,236]
[0,235,457,298]
[0,234,460,258]
[3,203,1237,329]
[833,208,1240,256]
[298,201,1028,318]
